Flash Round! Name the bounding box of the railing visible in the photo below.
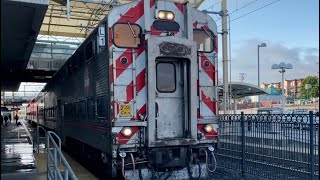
[46,131,78,180]
[33,126,47,153]
[217,111,319,180]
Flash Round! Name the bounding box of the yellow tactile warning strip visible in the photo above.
[34,152,98,180]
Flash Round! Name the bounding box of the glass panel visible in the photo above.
[156,63,176,92]
[97,97,107,118]
[113,23,141,48]
[64,104,72,117]
[73,103,78,117]
[193,29,214,52]
[79,100,86,118]
[87,98,95,118]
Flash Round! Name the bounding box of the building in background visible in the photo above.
[260,78,305,98]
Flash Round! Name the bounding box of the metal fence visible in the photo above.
[217,111,319,180]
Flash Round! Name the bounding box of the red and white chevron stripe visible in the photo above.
[108,1,153,144]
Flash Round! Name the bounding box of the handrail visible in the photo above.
[46,131,78,180]
[36,126,47,153]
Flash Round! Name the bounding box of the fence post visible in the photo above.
[241,111,245,178]
[309,111,314,180]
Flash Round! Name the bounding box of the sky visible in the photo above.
[14,0,319,94]
[198,0,319,85]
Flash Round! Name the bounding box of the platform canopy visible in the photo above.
[218,82,269,99]
[40,0,205,38]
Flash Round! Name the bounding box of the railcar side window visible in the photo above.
[79,100,86,118]
[97,97,107,118]
[156,63,176,92]
[193,29,214,52]
[113,23,142,48]
[64,104,72,117]
[73,103,78,117]
[87,98,95,118]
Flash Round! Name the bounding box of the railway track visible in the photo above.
[217,148,319,180]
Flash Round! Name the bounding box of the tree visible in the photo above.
[299,76,319,99]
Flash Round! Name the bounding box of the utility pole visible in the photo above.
[221,0,229,114]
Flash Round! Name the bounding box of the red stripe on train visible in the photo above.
[126,82,134,101]
[126,68,146,101]
[201,91,216,114]
[136,69,146,93]
[174,3,184,13]
[200,53,215,81]
[117,1,144,23]
[110,43,145,84]
[150,0,155,8]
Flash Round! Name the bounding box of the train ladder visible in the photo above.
[46,131,78,180]
[198,53,218,119]
[112,48,137,121]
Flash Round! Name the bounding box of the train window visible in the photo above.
[87,98,95,118]
[97,97,107,118]
[156,62,176,92]
[193,29,214,52]
[112,23,142,48]
[73,103,78,117]
[79,100,86,118]
[85,41,94,61]
[64,104,72,117]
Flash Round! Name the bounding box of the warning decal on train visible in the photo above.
[119,104,132,117]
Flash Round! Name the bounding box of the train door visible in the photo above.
[155,59,188,139]
[147,38,198,146]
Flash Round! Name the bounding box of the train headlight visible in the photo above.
[158,10,174,20]
[166,12,174,20]
[158,11,166,19]
[122,127,132,137]
[204,124,213,133]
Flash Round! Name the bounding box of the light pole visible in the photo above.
[257,43,267,109]
[271,62,293,113]
[305,84,312,102]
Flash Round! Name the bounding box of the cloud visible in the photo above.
[218,39,319,85]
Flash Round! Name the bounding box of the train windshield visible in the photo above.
[113,23,142,48]
[193,29,214,52]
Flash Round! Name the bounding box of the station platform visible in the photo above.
[1,119,98,180]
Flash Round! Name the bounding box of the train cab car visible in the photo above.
[27,0,219,179]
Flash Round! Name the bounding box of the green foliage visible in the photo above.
[299,76,319,99]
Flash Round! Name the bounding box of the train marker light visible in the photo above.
[204,124,213,133]
[122,127,132,137]
[166,12,174,20]
[158,11,174,20]
[158,11,166,19]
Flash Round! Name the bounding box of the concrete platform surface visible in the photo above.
[1,120,37,179]
[1,119,98,180]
